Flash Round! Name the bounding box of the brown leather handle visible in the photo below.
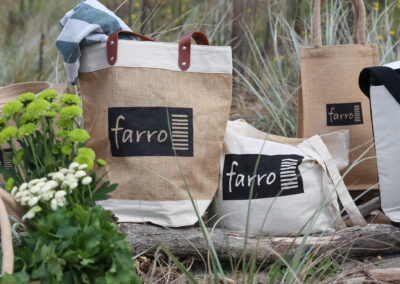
[106,30,210,71]
[178,32,210,71]
[107,31,154,65]
[313,0,366,47]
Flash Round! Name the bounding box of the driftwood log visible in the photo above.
[119,223,400,265]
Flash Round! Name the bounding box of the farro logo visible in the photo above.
[326,102,363,126]
[222,154,304,200]
[108,107,193,157]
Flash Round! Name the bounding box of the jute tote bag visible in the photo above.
[78,31,232,226]
[213,120,365,236]
[359,61,400,226]
[297,0,379,191]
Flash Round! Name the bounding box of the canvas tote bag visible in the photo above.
[297,0,379,191]
[359,61,400,226]
[78,31,232,226]
[214,120,366,236]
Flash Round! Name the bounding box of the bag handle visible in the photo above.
[298,135,367,226]
[107,30,210,71]
[178,32,210,70]
[313,0,366,47]
[359,66,400,105]
[0,196,13,275]
[107,31,153,65]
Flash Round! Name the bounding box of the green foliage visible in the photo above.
[1,205,141,284]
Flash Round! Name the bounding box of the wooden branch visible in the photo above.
[119,223,400,264]
[369,268,400,282]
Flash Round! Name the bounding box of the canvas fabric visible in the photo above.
[359,61,400,225]
[78,37,232,226]
[213,120,365,236]
[297,0,379,190]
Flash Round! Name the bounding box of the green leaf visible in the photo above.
[93,182,118,201]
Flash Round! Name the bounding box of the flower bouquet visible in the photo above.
[0,90,141,283]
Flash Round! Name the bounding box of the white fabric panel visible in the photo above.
[384,61,400,69]
[80,41,232,74]
[370,85,400,222]
[97,199,210,227]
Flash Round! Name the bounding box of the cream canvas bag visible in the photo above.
[214,120,365,236]
[78,31,232,226]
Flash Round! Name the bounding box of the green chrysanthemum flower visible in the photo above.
[56,119,74,129]
[0,117,7,128]
[20,113,38,124]
[0,126,17,141]
[52,144,61,155]
[69,129,89,143]
[5,178,14,191]
[60,106,82,120]
[37,89,58,102]
[77,147,95,159]
[60,94,81,106]
[17,92,36,104]
[73,155,94,171]
[50,102,61,112]
[17,123,38,138]
[2,100,23,117]
[61,144,73,155]
[45,111,57,118]
[97,159,107,167]
[25,99,50,120]
[55,130,69,139]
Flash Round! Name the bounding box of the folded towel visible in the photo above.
[56,0,134,85]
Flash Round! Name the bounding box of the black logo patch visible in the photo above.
[326,102,363,126]
[222,154,304,200]
[108,107,193,157]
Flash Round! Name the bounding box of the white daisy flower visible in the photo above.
[50,198,58,211]
[69,162,80,170]
[19,183,28,191]
[22,209,35,221]
[69,182,78,191]
[81,176,92,185]
[75,170,86,178]
[47,180,58,189]
[28,196,39,207]
[52,172,65,181]
[28,179,39,187]
[79,164,88,170]
[55,190,67,199]
[29,185,41,194]
[10,186,18,196]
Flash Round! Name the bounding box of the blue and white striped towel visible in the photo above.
[56,0,135,85]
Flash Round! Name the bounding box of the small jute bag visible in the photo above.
[297,0,379,190]
[78,31,232,226]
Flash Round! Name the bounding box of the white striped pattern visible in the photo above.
[171,115,190,151]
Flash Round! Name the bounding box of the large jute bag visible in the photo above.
[359,61,400,226]
[214,120,366,236]
[297,0,379,190]
[78,31,232,226]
